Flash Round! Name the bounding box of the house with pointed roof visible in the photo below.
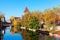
[24,7,29,15]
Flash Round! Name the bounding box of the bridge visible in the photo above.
[1,22,13,34]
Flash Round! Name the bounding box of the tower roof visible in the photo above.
[24,7,29,13]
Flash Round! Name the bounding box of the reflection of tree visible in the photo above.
[0,14,4,40]
[0,18,2,35]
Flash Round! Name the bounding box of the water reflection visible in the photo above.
[3,28,23,40]
[39,34,60,40]
[3,28,60,40]
[55,38,60,40]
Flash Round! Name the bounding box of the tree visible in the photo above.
[53,8,60,21]
[53,8,59,13]
[29,16,40,29]
[13,20,18,32]
[22,13,31,27]
[10,16,15,27]
[21,12,41,29]
[10,16,15,22]
[44,9,57,23]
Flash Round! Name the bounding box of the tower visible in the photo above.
[24,7,29,15]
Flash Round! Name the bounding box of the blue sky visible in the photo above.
[0,0,60,19]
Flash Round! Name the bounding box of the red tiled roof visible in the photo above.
[24,7,29,13]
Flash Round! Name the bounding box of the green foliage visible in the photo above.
[45,36,54,40]
[22,13,41,29]
[23,18,29,27]
[28,30,39,40]
[17,21,21,26]
[45,21,51,30]
[20,30,39,40]
[52,23,56,31]
[29,17,40,29]
[19,30,54,40]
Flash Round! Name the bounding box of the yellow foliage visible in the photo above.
[44,10,57,23]
[11,31,14,34]
[14,26,17,32]
[53,8,59,13]
[57,15,60,21]
[13,20,17,25]
[10,16,15,21]
[0,14,4,18]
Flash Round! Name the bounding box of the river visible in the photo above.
[3,27,23,40]
[3,27,60,40]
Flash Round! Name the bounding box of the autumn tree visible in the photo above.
[21,12,41,29]
[53,7,60,21]
[31,11,43,21]
[29,16,40,29]
[10,16,15,24]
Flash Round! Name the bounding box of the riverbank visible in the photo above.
[19,27,60,38]
[10,26,60,40]
[18,28,54,40]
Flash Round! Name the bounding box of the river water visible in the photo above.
[3,27,60,40]
[3,28,23,40]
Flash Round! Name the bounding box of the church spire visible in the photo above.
[24,7,29,15]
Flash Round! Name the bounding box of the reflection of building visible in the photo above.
[0,15,6,28]
[0,14,6,40]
